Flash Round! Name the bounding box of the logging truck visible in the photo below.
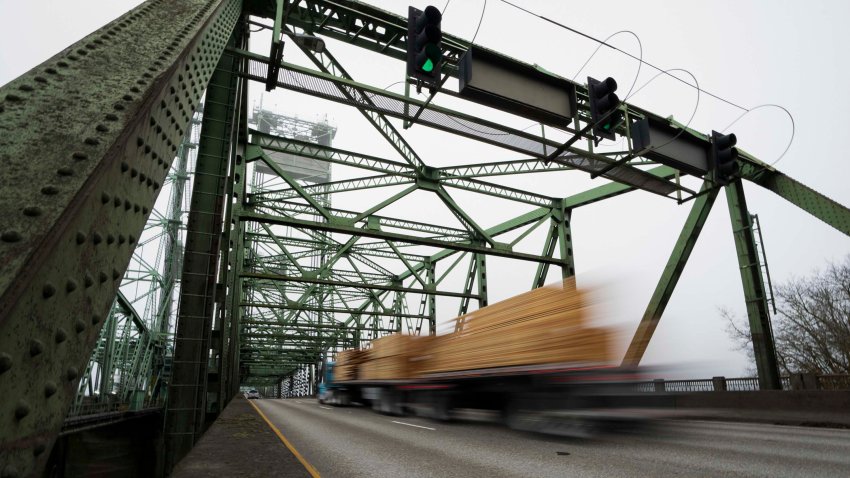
[317,280,652,435]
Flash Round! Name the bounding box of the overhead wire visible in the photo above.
[496,0,749,112]
[573,30,642,100]
[720,104,796,166]
[470,0,487,45]
[494,0,796,165]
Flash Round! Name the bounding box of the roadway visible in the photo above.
[254,398,850,477]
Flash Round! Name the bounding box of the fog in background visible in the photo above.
[2,0,848,378]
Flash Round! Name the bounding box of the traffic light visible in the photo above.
[711,130,739,184]
[587,76,622,141]
[407,5,443,87]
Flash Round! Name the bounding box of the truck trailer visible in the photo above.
[317,280,653,435]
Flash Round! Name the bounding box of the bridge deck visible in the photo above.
[171,396,313,477]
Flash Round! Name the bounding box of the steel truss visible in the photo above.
[1,1,849,476]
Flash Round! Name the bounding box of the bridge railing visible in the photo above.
[636,374,847,392]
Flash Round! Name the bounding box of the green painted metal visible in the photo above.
[740,160,850,237]
[724,179,782,390]
[0,0,242,474]
[164,19,245,470]
[622,182,720,367]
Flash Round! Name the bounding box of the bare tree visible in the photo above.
[724,255,850,375]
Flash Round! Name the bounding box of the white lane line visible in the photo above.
[295,400,302,404]
[319,405,333,410]
[391,420,436,431]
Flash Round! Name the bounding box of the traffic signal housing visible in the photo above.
[587,76,622,141]
[407,5,443,87]
[711,130,739,185]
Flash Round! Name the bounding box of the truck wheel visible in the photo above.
[429,392,452,422]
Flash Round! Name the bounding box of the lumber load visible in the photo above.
[334,348,368,381]
[420,279,613,374]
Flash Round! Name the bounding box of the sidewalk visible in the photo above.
[171,397,313,478]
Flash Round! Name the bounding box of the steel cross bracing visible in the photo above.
[1,0,850,475]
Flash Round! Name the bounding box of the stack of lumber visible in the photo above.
[334,348,368,381]
[359,334,412,380]
[419,278,613,374]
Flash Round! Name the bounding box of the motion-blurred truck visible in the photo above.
[318,279,649,435]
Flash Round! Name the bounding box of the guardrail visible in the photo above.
[636,373,848,392]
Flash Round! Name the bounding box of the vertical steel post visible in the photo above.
[165,25,245,470]
[725,180,781,390]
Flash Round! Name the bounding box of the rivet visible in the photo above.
[55,328,68,344]
[101,192,110,204]
[114,103,125,111]
[124,200,131,210]
[75,318,87,333]
[112,269,120,280]
[122,94,133,101]
[121,162,129,172]
[105,113,118,121]
[118,234,126,244]
[29,340,44,357]
[107,234,115,245]
[134,205,140,213]
[92,313,102,324]
[5,93,23,102]
[84,274,94,288]
[130,168,138,178]
[46,67,58,74]
[142,207,148,215]
[146,178,153,187]
[23,206,42,217]
[129,235,136,244]
[96,124,108,133]
[34,76,47,83]
[92,232,103,244]
[76,232,86,244]
[66,366,79,381]
[57,61,69,67]
[139,173,146,182]
[0,353,12,373]
[19,84,34,92]
[66,280,78,293]
[1,231,22,243]
[98,272,108,283]
[72,152,88,161]
[14,401,31,420]
[113,197,121,207]
[57,167,74,176]
[84,137,100,146]
[33,442,47,456]
[43,283,56,298]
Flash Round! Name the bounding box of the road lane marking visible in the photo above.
[319,406,333,410]
[247,400,321,478]
[391,420,436,431]
[295,400,303,404]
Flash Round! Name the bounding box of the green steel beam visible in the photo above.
[241,272,479,299]
[241,211,564,265]
[250,130,414,175]
[740,161,850,237]
[725,179,781,390]
[0,1,242,474]
[165,20,245,471]
[622,182,720,367]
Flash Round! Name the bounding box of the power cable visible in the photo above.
[720,104,796,166]
[625,68,701,155]
[496,0,749,112]
[573,30,642,100]
[442,0,451,15]
[470,0,487,45]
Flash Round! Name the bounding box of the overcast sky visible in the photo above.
[2,0,848,378]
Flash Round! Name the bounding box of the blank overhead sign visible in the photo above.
[458,47,577,127]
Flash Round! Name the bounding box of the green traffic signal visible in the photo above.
[422,58,434,72]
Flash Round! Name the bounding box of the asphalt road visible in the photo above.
[255,399,850,477]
